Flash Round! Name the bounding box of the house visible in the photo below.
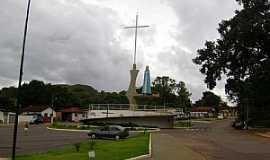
[56,107,87,122]
[219,106,238,118]
[190,107,215,118]
[0,108,15,124]
[22,105,56,123]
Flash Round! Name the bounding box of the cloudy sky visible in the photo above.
[0,0,240,102]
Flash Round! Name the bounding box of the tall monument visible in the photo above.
[125,14,149,110]
[142,66,152,95]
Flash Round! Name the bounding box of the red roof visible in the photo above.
[191,107,215,112]
[58,107,83,113]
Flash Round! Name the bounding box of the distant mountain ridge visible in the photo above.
[56,84,98,96]
[0,80,128,109]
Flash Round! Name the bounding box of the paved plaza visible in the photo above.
[148,119,270,160]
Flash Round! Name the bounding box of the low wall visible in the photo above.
[82,115,174,128]
[87,110,169,119]
[19,115,34,123]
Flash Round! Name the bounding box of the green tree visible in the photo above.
[20,80,51,106]
[175,81,192,111]
[0,87,17,111]
[195,91,222,114]
[0,87,17,99]
[152,76,176,106]
[0,96,15,111]
[193,0,270,124]
[49,85,80,108]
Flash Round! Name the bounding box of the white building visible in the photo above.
[56,107,87,122]
[22,105,56,123]
[190,107,215,118]
[0,109,15,124]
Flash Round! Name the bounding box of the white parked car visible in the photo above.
[217,114,224,119]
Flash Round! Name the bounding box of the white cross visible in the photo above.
[124,14,150,65]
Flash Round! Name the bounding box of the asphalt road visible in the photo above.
[0,125,88,157]
[149,119,270,160]
[1,120,270,160]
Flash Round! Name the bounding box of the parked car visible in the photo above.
[232,119,244,129]
[88,125,129,140]
[29,114,43,124]
[217,113,224,120]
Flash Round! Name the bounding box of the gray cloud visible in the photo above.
[154,0,239,101]
[0,0,131,91]
[166,0,239,50]
[0,0,240,103]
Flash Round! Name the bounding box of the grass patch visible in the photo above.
[16,133,150,160]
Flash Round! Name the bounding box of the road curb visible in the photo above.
[256,133,270,138]
[191,120,211,124]
[126,133,152,160]
[129,128,160,133]
[47,127,89,132]
[174,127,194,129]
[47,127,160,133]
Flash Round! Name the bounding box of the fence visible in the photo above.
[88,104,173,112]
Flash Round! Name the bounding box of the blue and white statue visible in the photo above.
[142,66,152,95]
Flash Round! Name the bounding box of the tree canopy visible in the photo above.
[0,80,128,110]
[150,77,193,108]
[175,81,192,111]
[193,0,270,125]
[152,76,176,105]
[1,78,193,111]
[194,91,222,113]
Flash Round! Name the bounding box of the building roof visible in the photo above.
[58,107,83,113]
[23,105,51,112]
[0,108,7,112]
[191,107,215,112]
[0,107,15,113]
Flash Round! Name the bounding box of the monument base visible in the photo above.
[126,64,139,110]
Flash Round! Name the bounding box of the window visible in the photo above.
[110,127,120,131]
[75,113,78,117]
[101,126,109,131]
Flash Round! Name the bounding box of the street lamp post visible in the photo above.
[12,0,31,159]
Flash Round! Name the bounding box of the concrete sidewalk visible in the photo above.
[257,132,270,138]
[146,133,205,160]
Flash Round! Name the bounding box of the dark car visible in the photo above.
[29,114,43,124]
[232,119,244,129]
[88,125,129,140]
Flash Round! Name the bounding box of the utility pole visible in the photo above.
[12,0,32,159]
[246,99,249,130]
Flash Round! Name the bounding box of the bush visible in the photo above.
[89,140,96,150]
[74,143,80,152]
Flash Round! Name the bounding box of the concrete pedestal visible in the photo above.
[127,64,139,110]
